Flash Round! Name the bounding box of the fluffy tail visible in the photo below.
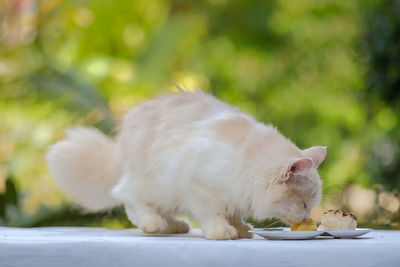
[46,126,121,211]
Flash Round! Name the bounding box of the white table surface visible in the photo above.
[0,227,399,267]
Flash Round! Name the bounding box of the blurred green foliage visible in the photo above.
[362,0,400,191]
[0,0,399,229]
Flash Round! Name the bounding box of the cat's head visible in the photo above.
[252,146,326,225]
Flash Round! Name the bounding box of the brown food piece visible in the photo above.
[290,218,317,231]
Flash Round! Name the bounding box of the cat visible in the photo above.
[46,90,326,240]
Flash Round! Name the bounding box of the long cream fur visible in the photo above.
[46,90,326,240]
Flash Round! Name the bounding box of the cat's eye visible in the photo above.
[303,202,307,209]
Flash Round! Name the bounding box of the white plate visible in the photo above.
[321,228,372,238]
[250,227,373,240]
[250,227,323,240]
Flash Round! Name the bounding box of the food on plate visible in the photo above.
[290,218,317,231]
[319,209,357,230]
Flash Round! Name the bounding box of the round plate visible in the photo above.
[250,227,323,240]
[321,228,372,238]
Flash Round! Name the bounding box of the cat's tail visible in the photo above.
[45,126,121,211]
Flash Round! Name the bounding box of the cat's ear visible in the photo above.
[284,158,313,179]
[303,146,327,168]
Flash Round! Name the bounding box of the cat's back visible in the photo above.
[118,91,245,162]
[123,91,239,131]
[118,90,246,182]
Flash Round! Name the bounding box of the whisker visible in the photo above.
[265,220,281,228]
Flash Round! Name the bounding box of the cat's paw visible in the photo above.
[165,219,190,233]
[138,213,168,233]
[203,224,238,240]
[235,223,253,238]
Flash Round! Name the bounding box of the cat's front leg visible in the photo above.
[228,216,253,238]
[189,188,238,240]
[125,205,168,233]
[198,216,239,240]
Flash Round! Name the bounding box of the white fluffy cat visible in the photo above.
[46,90,326,240]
